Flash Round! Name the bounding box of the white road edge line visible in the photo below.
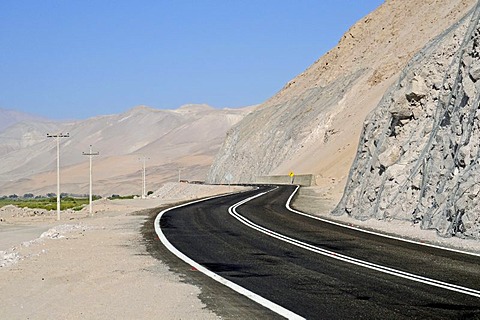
[154,190,305,320]
[229,186,480,298]
[285,185,480,258]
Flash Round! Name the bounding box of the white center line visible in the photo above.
[228,187,480,298]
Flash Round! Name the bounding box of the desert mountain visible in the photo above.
[207,0,476,200]
[0,104,251,197]
[336,3,480,239]
[0,108,48,133]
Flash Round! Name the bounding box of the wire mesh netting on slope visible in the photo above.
[336,3,480,240]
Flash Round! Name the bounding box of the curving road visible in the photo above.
[156,185,480,319]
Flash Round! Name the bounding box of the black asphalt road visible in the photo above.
[159,185,480,319]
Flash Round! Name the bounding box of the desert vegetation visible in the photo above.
[0,194,101,211]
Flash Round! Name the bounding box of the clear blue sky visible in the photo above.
[0,1,383,120]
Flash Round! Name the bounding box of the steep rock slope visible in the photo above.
[0,105,250,196]
[336,3,480,239]
[207,0,476,201]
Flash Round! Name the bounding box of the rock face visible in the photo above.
[206,0,476,201]
[335,3,480,239]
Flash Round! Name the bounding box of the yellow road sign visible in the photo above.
[289,171,294,177]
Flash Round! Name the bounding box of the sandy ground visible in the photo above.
[0,183,248,320]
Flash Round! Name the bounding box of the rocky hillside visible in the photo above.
[335,3,480,240]
[0,105,250,196]
[207,0,476,201]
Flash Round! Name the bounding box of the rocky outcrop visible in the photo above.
[335,3,480,239]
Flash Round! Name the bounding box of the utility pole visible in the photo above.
[47,132,69,221]
[139,156,149,199]
[82,145,99,216]
[178,167,181,182]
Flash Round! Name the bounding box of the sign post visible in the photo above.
[289,171,295,184]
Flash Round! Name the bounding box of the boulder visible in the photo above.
[405,76,428,102]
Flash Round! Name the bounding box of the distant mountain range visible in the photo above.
[0,104,251,197]
[0,108,49,133]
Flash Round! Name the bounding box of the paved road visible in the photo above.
[158,185,480,319]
